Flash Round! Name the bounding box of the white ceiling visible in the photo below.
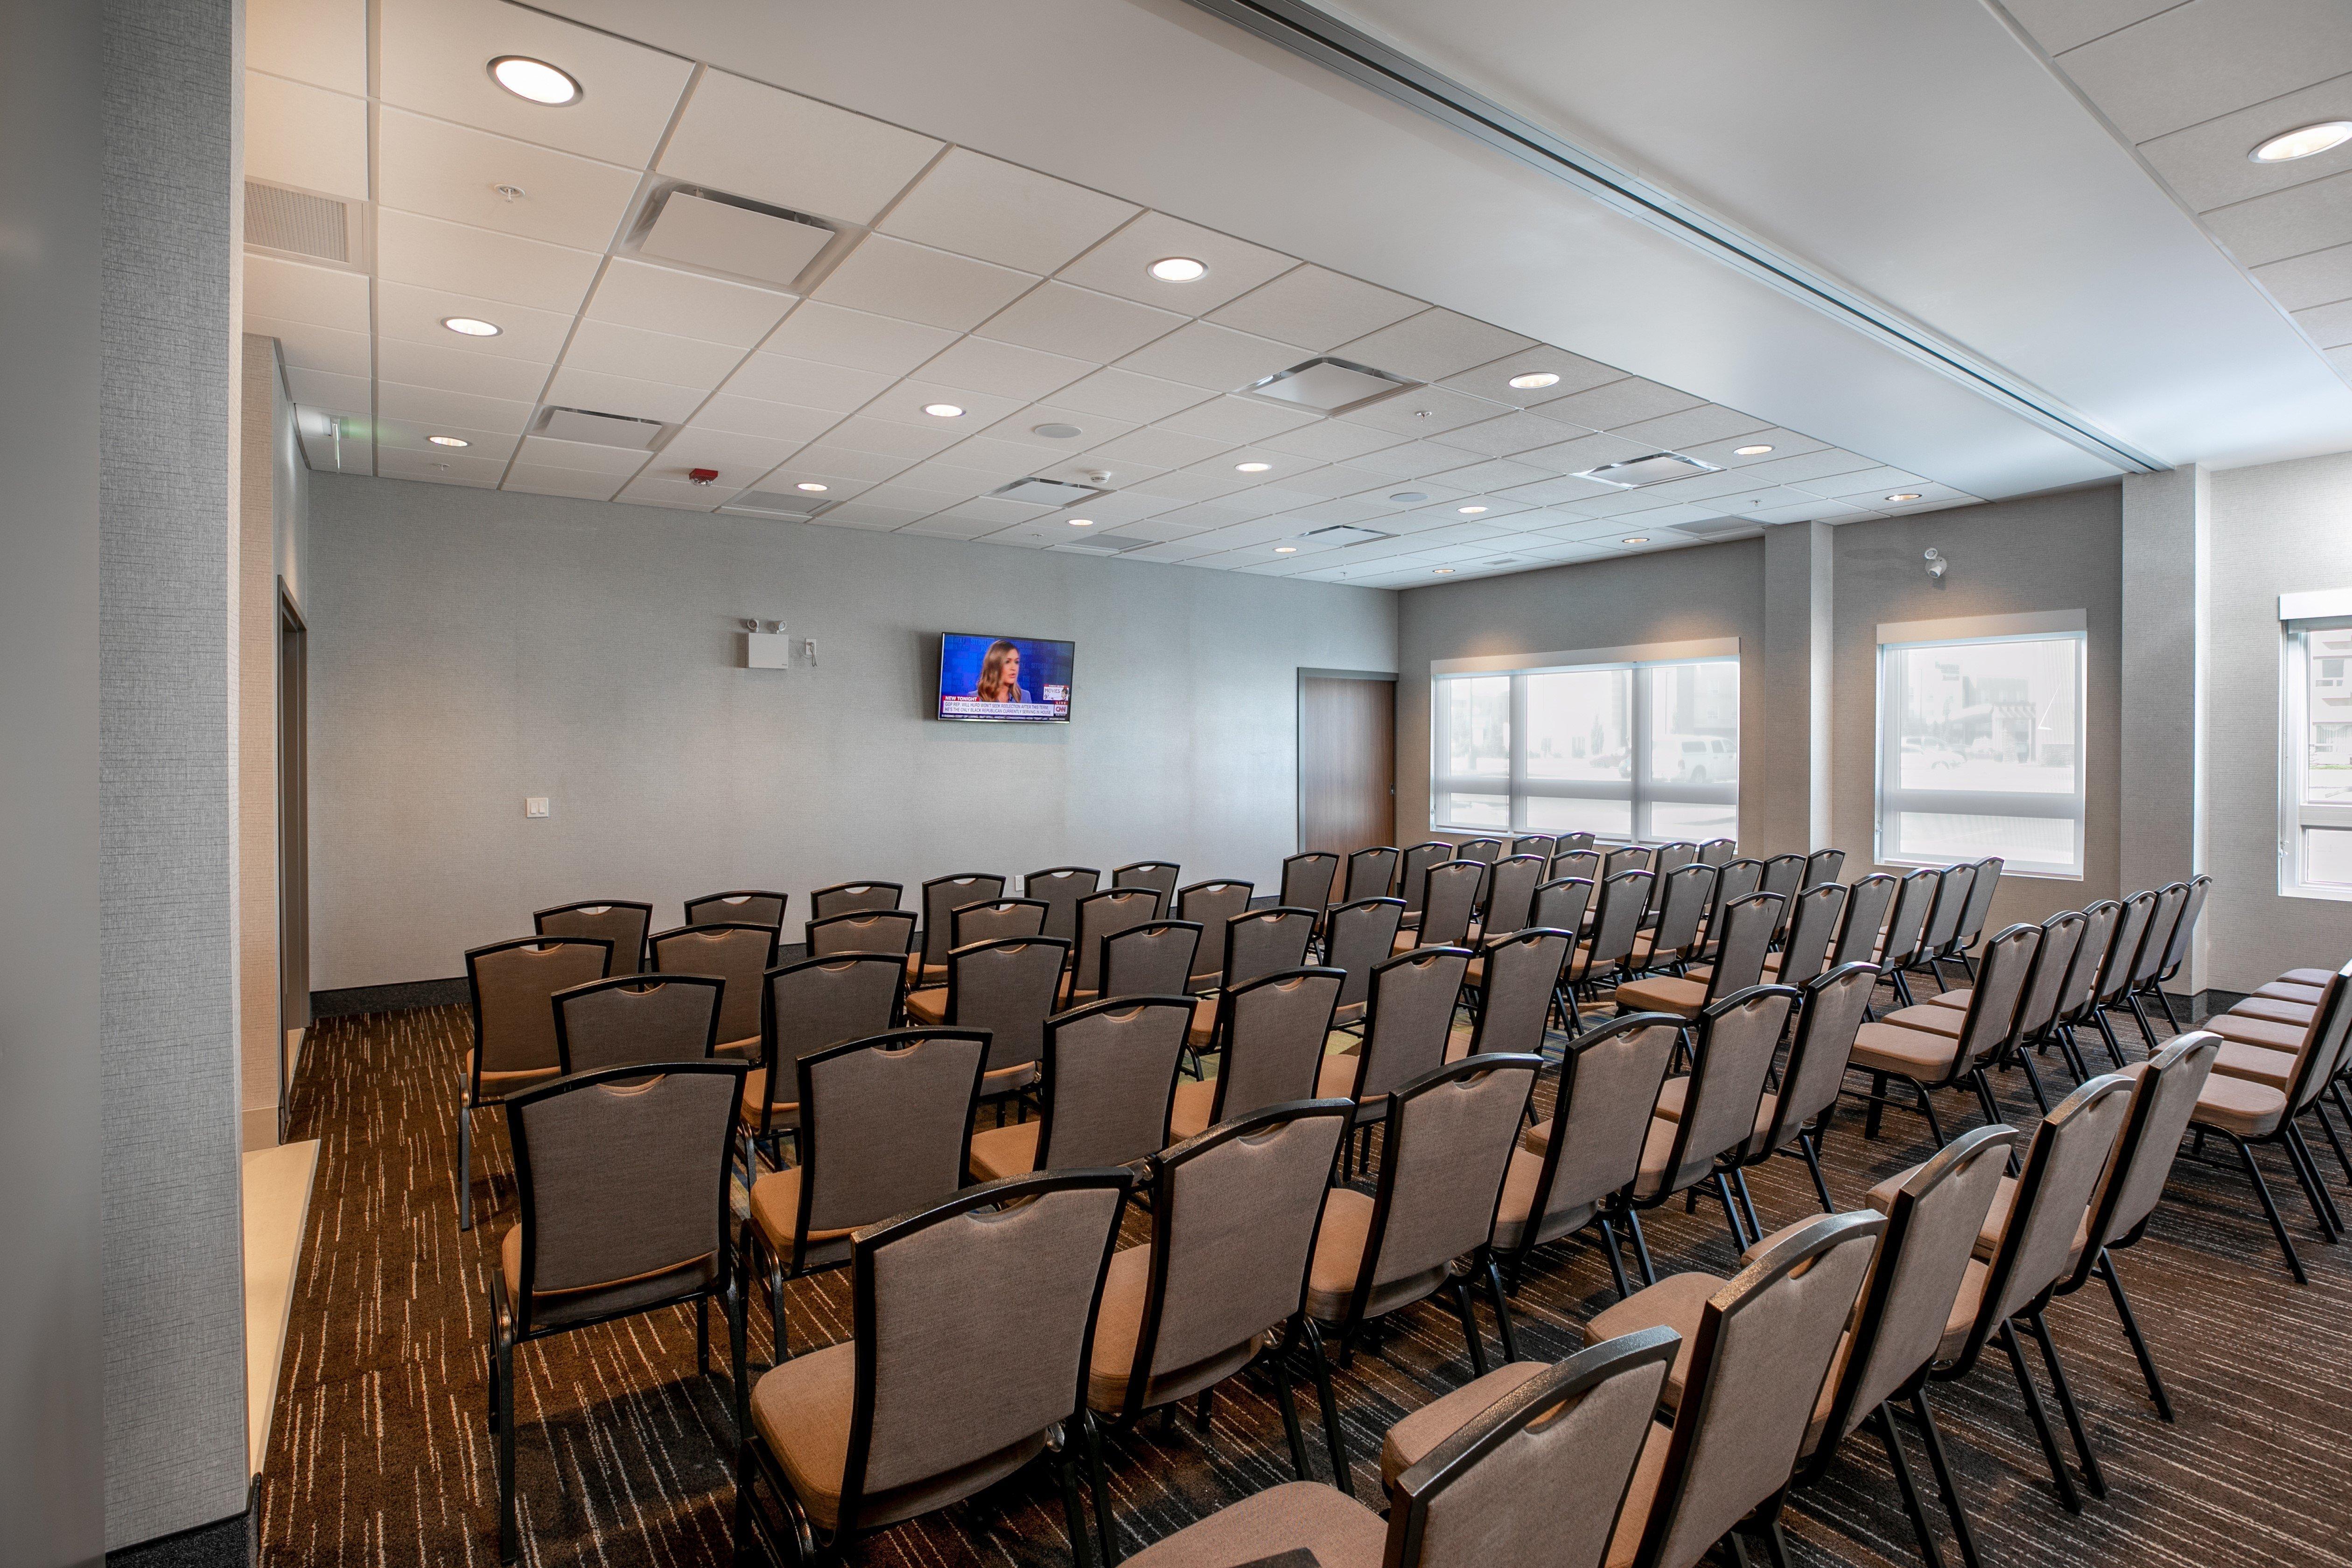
[241,0,2352,591]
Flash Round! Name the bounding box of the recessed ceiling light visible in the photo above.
[923,403,965,418]
[489,56,582,106]
[1274,545,1298,553]
[427,434,469,448]
[1458,504,1488,514]
[1432,567,1456,575]
[2251,121,2352,162]
[1236,461,1273,472]
[1388,491,1427,503]
[1887,492,1922,503]
[1507,372,1561,390]
[1733,444,1774,456]
[796,482,829,493]
[1148,257,1208,282]
[441,316,500,336]
[1067,518,1094,526]
[1621,536,1649,545]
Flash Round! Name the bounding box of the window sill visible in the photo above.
[2278,881,2352,904]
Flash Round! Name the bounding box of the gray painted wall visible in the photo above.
[100,0,251,1547]
[2206,451,2352,990]
[306,475,1397,990]
[0,0,106,1561]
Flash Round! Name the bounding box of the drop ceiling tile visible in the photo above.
[874,147,1138,273]
[1116,321,1302,391]
[250,314,371,380]
[245,254,370,334]
[1178,447,1324,486]
[378,0,692,164]
[1421,456,1554,492]
[1203,264,1421,350]
[916,336,1093,401]
[1395,500,1533,529]
[692,393,842,444]
[376,109,641,252]
[1135,498,1257,532]
[637,440,796,495]
[1123,469,1247,504]
[544,365,706,424]
[2328,342,2352,377]
[1606,466,1769,505]
[614,475,725,511]
[1811,467,1941,499]
[1675,428,1830,468]
[657,70,943,225]
[375,337,552,402]
[1085,426,1233,469]
[377,279,575,360]
[1334,385,1510,437]
[375,417,517,461]
[1252,420,1400,463]
[248,0,364,93]
[847,483,958,512]
[859,378,1027,431]
[1276,464,1388,498]
[783,445,910,483]
[1609,404,1776,453]
[889,459,1022,496]
[2204,167,2352,267]
[1729,448,1885,487]
[1331,309,1534,382]
[1880,495,1976,516]
[1537,378,1708,431]
[813,504,929,529]
[759,301,960,375]
[2254,240,2352,311]
[374,210,601,315]
[1054,211,1295,311]
[515,435,653,476]
[376,376,534,432]
[285,367,371,410]
[563,318,745,389]
[812,234,1038,332]
[1596,502,1738,528]
[976,282,1187,362]
[1436,348,1628,408]
[1494,475,1626,508]
[898,516,1005,539]
[2298,296,2352,347]
[2137,75,2352,213]
[1341,439,1493,478]
[1045,366,1212,423]
[719,352,894,414]
[1713,486,1835,518]
[585,257,795,348]
[1283,496,1391,526]
[2053,0,2352,143]
[1151,394,1321,445]
[1538,485,1685,517]
[1427,408,1590,458]
[504,462,627,500]
[1117,537,1229,561]
[935,435,1062,479]
[973,404,1138,451]
[930,496,1058,526]
[378,446,505,484]
[245,71,367,201]
[1358,479,1472,511]
[1744,500,1870,525]
[819,413,970,462]
[1998,0,2182,56]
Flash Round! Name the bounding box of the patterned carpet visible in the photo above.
[257,988,2352,1568]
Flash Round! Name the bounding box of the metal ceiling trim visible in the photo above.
[1178,0,2165,475]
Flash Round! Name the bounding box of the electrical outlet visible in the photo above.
[803,638,818,667]
[525,797,550,819]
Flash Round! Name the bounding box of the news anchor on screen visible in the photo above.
[936,632,1074,722]
[970,639,1029,704]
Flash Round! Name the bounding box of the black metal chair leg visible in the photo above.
[2015,1041,2051,1114]
[1866,1072,1889,1140]
[2125,993,2161,1050]
[1597,1216,1633,1300]
[1915,1082,1947,1147]
[1482,1254,1519,1364]
[2280,1127,2343,1240]
[1909,1388,1984,1568]
[2305,1099,2352,1186]
[2027,1309,2107,1499]
[1798,1130,1835,1213]
[2054,1024,2090,1083]
[1873,1402,1947,1568]
[496,1330,518,1562]
[1970,1069,2003,1133]
[1301,1318,1352,1497]
[2229,1133,2308,1283]
[1712,1171,1751,1250]
[2094,1252,2173,1421]
[1625,1207,1659,1286]
[697,1293,711,1376]
[1269,1323,1310,1482]
[1733,1168,1764,1243]
[1449,1275,1489,1378]
[2093,1009,2129,1068]
[1053,1439,1096,1568]
[1997,1320,2081,1512]
[1081,1413,1117,1567]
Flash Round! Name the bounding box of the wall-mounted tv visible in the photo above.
[937,633,1075,723]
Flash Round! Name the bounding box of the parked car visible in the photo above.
[1667,734,1735,783]
[1902,736,1964,770]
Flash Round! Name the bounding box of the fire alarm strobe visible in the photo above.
[688,467,720,486]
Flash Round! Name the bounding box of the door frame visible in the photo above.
[1295,666,1400,853]
[276,581,308,1142]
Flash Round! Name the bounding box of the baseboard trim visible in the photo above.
[310,977,466,1016]
[106,1493,254,1568]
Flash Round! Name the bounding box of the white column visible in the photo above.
[2120,464,2209,994]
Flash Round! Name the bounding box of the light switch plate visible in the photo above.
[525,797,550,818]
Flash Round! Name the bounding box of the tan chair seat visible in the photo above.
[1929,987,1972,1011]
[747,1167,855,1268]
[736,1069,798,1131]
[967,1120,1040,1182]
[1378,1357,1553,1489]
[903,954,946,987]
[462,1050,560,1098]
[1490,1147,1603,1251]
[982,1061,1038,1098]
[1167,1078,1217,1142]
[2209,1040,2296,1087]
[1651,1076,1777,1142]
[2278,967,2335,988]
[1879,1002,1966,1039]
[750,1341,1045,1533]
[2254,980,2325,1004]
[1613,974,1707,1017]
[2229,997,2314,1026]
[1848,1022,1962,1078]
[1120,1479,1388,1568]
[903,987,949,1025]
[1186,993,1220,1047]
[1316,1053,1362,1100]
[1629,1116,1682,1201]
[1937,1260,1988,1361]
[715,1036,758,1059]
[498,1225,715,1330]
[1605,1421,1676,1568]
[1441,1021,1478,1064]
[2192,1071,2289,1137]
[1087,1243,1264,1414]
[1586,1271,1716,1406]
[2208,1014,2303,1052]
[1306,1188,1447,1323]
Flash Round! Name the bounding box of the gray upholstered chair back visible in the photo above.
[553,974,721,1075]
[1950,924,2041,1072]
[1417,860,1484,947]
[1037,997,1194,1168]
[2055,899,2121,1023]
[946,938,1067,1076]
[1481,854,1547,937]
[1660,985,1796,1192]
[808,881,901,921]
[1213,968,1343,1121]
[1359,1056,1540,1309]
[1696,836,1736,866]
[1949,857,2003,953]
[1756,852,1805,909]
[1551,848,1602,888]
[1342,846,1400,903]
[1397,842,1453,918]
[1326,898,1407,1011]
[649,924,775,1049]
[1579,870,1651,979]
[1099,920,1201,1001]
[1981,1075,2134,1330]
[685,890,786,929]
[806,909,916,959]
[1508,833,1557,865]
[1221,907,1316,992]
[1875,869,1940,968]
[1174,879,1252,929]
[1765,964,1876,1144]
[1532,876,1594,941]
[951,897,1049,949]
[471,938,613,1078]
[2128,881,2190,991]
[1701,893,1783,1006]
[1802,848,1847,889]
[921,874,1007,966]
[1279,851,1340,913]
[1469,930,1568,1057]
[2085,1032,2217,1257]
[1601,845,1650,880]
[1113,861,1182,904]
[1023,867,1100,942]
[1771,883,1846,989]
[1918,863,1976,955]
[1536,1017,1680,1230]
[2158,875,2209,979]
[1647,862,1717,960]
[2011,910,2086,1038]
[766,953,904,1086]
[1652,840,1699,878]
[1454,838,1504,866]
[535,902,651,975]
[1072,887,1162,994]
[798,1031,987,1236]
[1705,858,1765,926]
[1353,947,1474,1102]
[1829,873,1897,970]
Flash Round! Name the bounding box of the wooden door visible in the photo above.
[1300,675,1395,855]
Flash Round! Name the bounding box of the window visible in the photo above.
[1432,646,1738,841]
[2282,617,2352,898]
[1875,613,2085,878]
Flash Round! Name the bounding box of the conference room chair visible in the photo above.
[1114,860,1183,907]
[1323,945,1476,1168]
[1933,856,2003,985]
[1620,984,1799,1255]
[2143,873,2211,1030]
[1452,836,1504,868]
[903,936,1070,1119]
[2082,888,2158,1067]
[2113,879,2190,1050]
[917,873,1007,984]
[1555,830,1599,854]
[1323,896,1406,1028]
[1398,859,1482,953]
[1167,967,1344,1142]
[1616,888,1775,1019]
[1085,1099,1356,1552]
[1120,1328,1677,1568]
[1826,870,1899,976]
[807,880,901,922]
[1393,841,1453,932]
[1919,908,2087,1114]
[551,972,721,1076]
[739,952,904,1178]
[1025,865,1101,942]
[684,889,788,929]
[1549,846,1601,889]
[1065,886,1164,1004]
[2022,897,2123,1085]
[1191,907,1320,1053]
[1280,851,1341,928]
[1641,842,1701,928]
[1505,1211,1884,1568]
[1456,928,1570,1061]
[1570,868,1653,1008]
[1093,919,1203,1003]
[1696,835,1737,866]
[1755,880,1845,989]
[1475,852,1547,943]
[950,895,1050,950]
[1508,832,1557,865]
[1688,857,1762,963]
[1849,922,2038,1147]
[1901,1073,2134,1514]
[1801,847,1847,889]
[803,908,916,961]
[534,899,652,975]
[649,922,778,1059]
[1173,881,1253,989]
[1530,876,1596,1034]
[1306,1053,1543,1375]
[1497,1012,1682,1298]
[735,1169,1127,1566]
[458,934,613,1232]
[1902,863,1977,996]
[1869,869,1942,1008]
[1341,844,1400,904]
[1754,852,1806,938]
[968,995,1194,1182]
[742,1028,987,1362]
[1703,964,1878,1222]
[490,1059,746,1564]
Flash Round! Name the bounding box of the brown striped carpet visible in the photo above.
[258,993,2352,1568]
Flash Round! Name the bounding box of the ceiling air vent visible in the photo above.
[720,490,831,521]
[1672,517,1763,539]
[1300,523,1393,546]
[541,406,667,449]
[1242,357,1417,413]
[635,186,835,290]
[992,476,1106,507]
[245,181,356,263]
[1577,452,1722,488]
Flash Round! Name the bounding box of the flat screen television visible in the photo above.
[936,633,1075,723]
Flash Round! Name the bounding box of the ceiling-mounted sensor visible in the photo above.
[637,186,834,290]
[1241,357,1418,413]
